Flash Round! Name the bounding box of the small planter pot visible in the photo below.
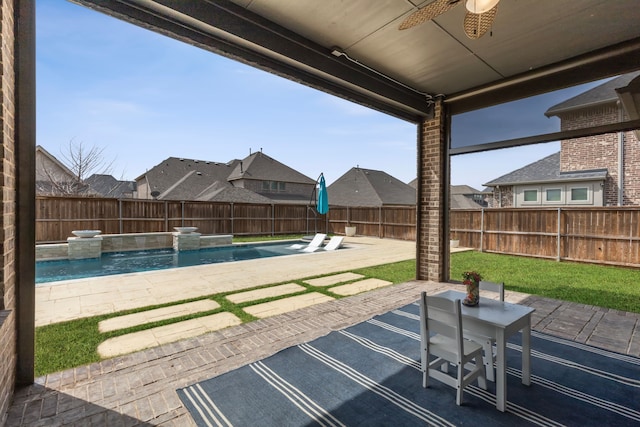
[463,280,480,306]
[345,226,356,237]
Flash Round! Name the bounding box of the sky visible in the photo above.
[37,1,598,190]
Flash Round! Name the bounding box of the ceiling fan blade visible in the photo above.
[399,0,462,30]
[463,4,498,39]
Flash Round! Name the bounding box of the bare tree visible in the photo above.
[36,140,117,196]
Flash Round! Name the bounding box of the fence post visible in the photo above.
[271,204,275,237]
[379,206,382,238]
[118,199,123,234]
[557,207,561,261]
[480,208,484,252]
[230,203,234,235]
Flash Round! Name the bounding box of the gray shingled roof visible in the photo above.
[196,185,274,204]
[451,184,481,195]
[451,194,482,209]
[327,167,416,207]
[227,151,315,184]
[484,152,607,186]
[545,71,640,117]
[138,157,240,198]
[85,174,136,198]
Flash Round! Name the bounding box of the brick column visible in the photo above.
[416,100,449,282]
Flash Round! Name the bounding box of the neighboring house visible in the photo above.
[409,180,485,209]
[84,174,136,198]
[135,151,316,204]
[226,151,316,204]
[485,71,640,207]
[450,185,487,209]
[35,145,93,196]
[329,167,416,207]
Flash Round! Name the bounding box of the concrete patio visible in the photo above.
[9,238,640,426]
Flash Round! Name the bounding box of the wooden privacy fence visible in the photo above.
[36,197,416,243]
[450,207,640,268]
[36,197,640,268]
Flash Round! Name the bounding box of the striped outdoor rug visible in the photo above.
[177,302,640,426]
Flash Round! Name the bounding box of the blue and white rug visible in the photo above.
[177,302,640,426]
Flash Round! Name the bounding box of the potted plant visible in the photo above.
[345,223,356,237]
[462,271,481,306]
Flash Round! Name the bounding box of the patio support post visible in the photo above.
[416,100,449,281]
[15,0,36,387]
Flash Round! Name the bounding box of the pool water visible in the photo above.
[36,241,301,284]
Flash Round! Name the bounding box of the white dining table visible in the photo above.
[434,289,535,412]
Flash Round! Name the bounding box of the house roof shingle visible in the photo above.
[137,157,241,199]
[484,152,607,186]
[327,167,416,207]
[227,151,315,185]
[545,71,640,117]
[85,174,136,198]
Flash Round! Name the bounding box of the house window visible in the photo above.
[545,188,562,203]
[523,189,538,202]
[570,187,589,201]
[262,181,285,192]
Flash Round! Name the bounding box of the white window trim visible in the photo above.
[543,186,565,204]
[568,184,593,205]
[521,186,541,205]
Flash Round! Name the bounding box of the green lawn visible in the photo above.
[451,251,640,314]
[35,248,639,377]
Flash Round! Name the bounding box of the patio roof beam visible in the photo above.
[446,37,640,115]
[450,118,640,155]
[75,0,433,122]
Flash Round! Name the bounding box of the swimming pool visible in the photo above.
[36,241,301,284]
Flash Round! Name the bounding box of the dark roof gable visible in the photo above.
[227,151,315,184]
[484,152,607,186]
[327,167,416,207]
[545,71,640,117]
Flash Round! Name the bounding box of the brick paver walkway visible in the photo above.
[8,280,640,426]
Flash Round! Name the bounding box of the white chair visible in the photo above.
[464,281,505,382]
[288,233,326,250]
[302,236,344,252]
[419,292,486,406]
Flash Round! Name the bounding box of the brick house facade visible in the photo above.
[486,72,640,207]
[558,106,640,206]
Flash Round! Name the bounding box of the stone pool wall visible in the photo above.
[36,232,233,261]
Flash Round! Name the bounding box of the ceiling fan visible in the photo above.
[399,0,499,39]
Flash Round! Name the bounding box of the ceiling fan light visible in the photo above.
[465,0,499,14]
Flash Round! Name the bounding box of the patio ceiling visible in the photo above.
[74,0,640,121]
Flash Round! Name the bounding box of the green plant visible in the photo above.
[462,271,481,284]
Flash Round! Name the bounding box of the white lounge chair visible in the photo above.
[302,236,344,252]
[288,233,326,250]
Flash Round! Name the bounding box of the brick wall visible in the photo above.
[559,105,640,206]
[416,101,446,281]
[0,0,17,423]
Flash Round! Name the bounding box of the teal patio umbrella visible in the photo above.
[317,173,329,214]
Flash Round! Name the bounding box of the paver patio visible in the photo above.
[9,239,638,426]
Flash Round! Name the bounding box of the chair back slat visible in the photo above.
[479,280,505,301]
